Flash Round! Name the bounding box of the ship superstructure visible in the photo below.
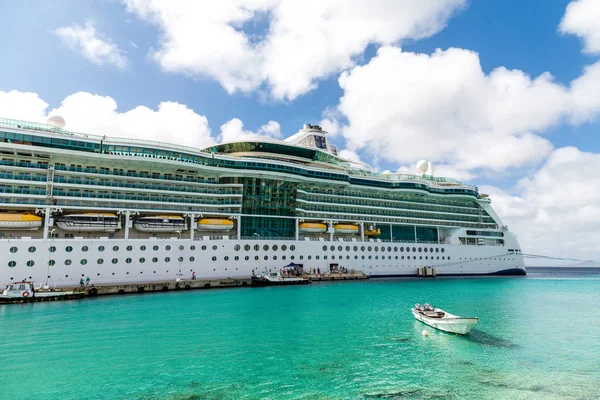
[0,118,525,286]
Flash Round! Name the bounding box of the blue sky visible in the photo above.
[1,0,600,259]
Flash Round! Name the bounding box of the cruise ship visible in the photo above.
[0,117,525,287]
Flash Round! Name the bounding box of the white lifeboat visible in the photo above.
[197,218,234,231]
[56,213,120,232]
[334,224,359,234]
[0,213,42,230]
[134,215,187,233]
[298,222,327,234]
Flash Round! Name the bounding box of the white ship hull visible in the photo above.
[0,238,525,288]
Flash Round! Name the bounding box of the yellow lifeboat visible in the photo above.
[365,228,381,237]
[334,224,359,234]
[197,218,234,231]
[0,213,42,230]
[298,222,327,234]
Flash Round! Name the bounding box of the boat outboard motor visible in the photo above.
[415,303,422,311]
[424,303,433,311]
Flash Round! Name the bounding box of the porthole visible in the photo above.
[316,256,320,260]
[153,245,159,251]
[324,256,328,260]
[80,259,87,265]
[395,256,398,260]
[244,244,250,251]
[126,258,132,264]
[139,258,145,263]
[425,256,428,260]
[66,246,73,252]
[234,244,241,251]
[27,260,35,267]
[299,255,303,260]
[97,259,104,264]
[264,255,268,260]
[201,245,206,251]
[430,248,434,253]
[140,245,146,251]
[394,247,398,252]
[413,256,417,260]
[235,256,239,261]
[49,246,56,253]
[282,245,287,251]
[127,245,133,251]
[375,256,378,260]
[401,256,405,260]
[244,256,249,261]
[387,247,391,252]
[437,256,440,260]
[212,256,217,261]
[368,255,372,259]
[212,245,217,251]
[112,258,118,264]
[368,246,372,251]
[442,256,445,260]
[8,261,16,267]
[346,246,350,251]
[282,256,287,260]
[338,246,343,251]
[113,246,119,252]
[308,255,312,260]
[273,245,278,251]
[424,248,428,253]
[98,246,105,252]
[9,247,18,253]
[166,245,172,251]
[360,246,365,251]
[322,245,327,251]
[149,257,156,263]
[254,244,259,251]
[354,255,358,259]
[224,256,229,261]
[331,256,335,260]
[436,248,439,253]
[49,260,55,266]
[388,255,392,259]
[190,245,196,251]
[374,246,379,251]
[82,246,88,252]
[273,256,278,260]
[361,255,365,259]
[65,259,72,266]
[290,245,295,251]
[263,245,269,251]
[412,247,416,252]
[165,257,170,263]
[254,256,259,261]
[28,246,36,253]
[441,248,445,253]
[418,248,422,252]
[182,245,187,251]
[447,256,450,260]
[353,246,358,251]
[381,247,385,253]
[402,247,406,252]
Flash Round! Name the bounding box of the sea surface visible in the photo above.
[1,267,599,400]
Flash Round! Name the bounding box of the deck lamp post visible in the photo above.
[44,228,56,289]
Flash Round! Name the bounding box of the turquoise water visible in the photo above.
[1,268,599,400]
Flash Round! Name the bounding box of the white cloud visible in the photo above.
[55,21,128,68]
[219,118,281,143]
[481,147,600,263]
[123,0,465,100]
[559,0,600,55]
[331,46,600,175]
[0,90,214,149]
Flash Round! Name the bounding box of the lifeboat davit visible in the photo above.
[365,228,381,237]
[197,218,234,231]
[298,222,327,234]
[134,215,186,233]
[56,213,120,232]
[0,213,42,230]
[334,224,359,234]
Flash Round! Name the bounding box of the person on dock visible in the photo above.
[79,278,84,287]
[192,271,196,280]
[317,268,320,275]
[85,276,90,286]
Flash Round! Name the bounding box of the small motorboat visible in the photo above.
[0,282,84,304]
[411,303,478,335]
[251,272,311,287]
